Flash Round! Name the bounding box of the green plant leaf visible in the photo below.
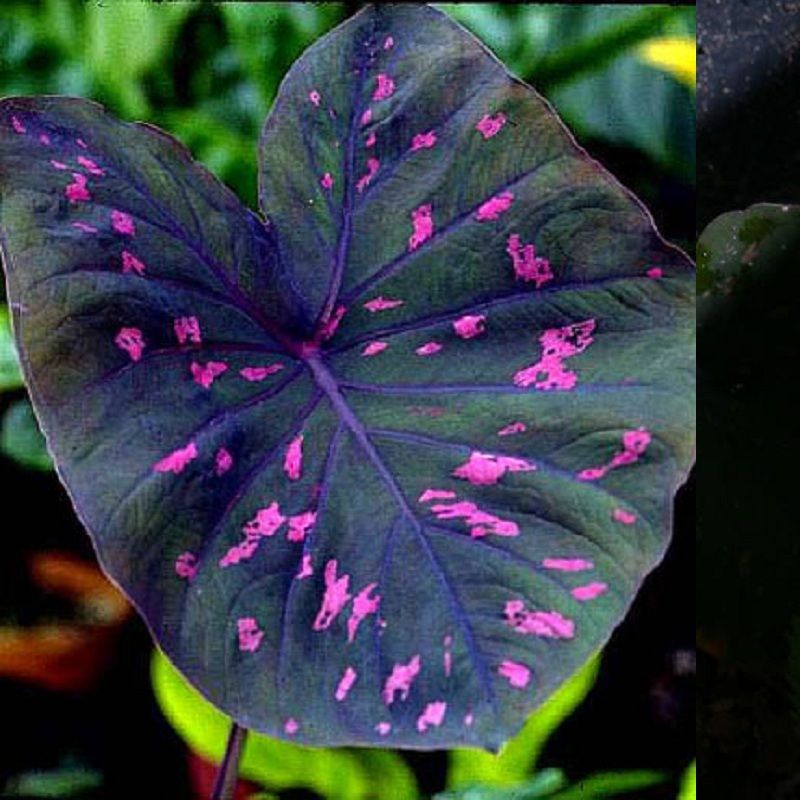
[436,769,568,799]
[677,761,695,800]
[0,304,23,392]
[547,770,666,799]
[151,648,418,800]
[0,397,52,470]
[447,655,600,788]
[698,203,800,673]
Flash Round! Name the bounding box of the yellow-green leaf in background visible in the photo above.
[150,649,418,800]
[447,655,601,790]
[638,37,696,89]
[677,761,696,800]
[0,305,23,392]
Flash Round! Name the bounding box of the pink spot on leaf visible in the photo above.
[77,156,105,176]
[347,583,380,643]
[373,73,395,101]
[219,502,285,567]
[505,600,575,639]
[647,267,663,279]
[506,234,553,287]
[287,510,317,542]
[571,582,608,602]
[11,116,25,134]
[452,451,535,486]
[375,722,392,736]
[418,489,456,503]
[153,441,198,474]
[240,364,283,382]
[476,112,507,139]
[410,131,437,151]
[335,666,358,701]
[356,157,379,193]
[430,497,519,538]
[190,360,228,389]
[408,203,433,251]
[613,508,637,525]
[415,341,442,356]
[475,191,514,221]
[542,558,594,572]
[360,108,373,127]
[312,559,352,631]
[175,552,198,580]
[115,327,145,361]
[76,138,88,149]
[498,660,531,689]
[513,319,595,391]
[365,132,377,148]
[65,173,90,203]
[111,210,135,236]
[50,160,68,170]
[283,434,304,481]
[498,421,527,437]
[383,35,394,50]
[361,341,388,357]
[464,712,474,727]
[309,90,321,107]
[174,316,201,345]
[297,553,314,579]
[417,701,447,733]
[320,305,346,341]
[443,634,453,677]
[383,654,421,705]
[237,617,264,653]
[71,222,98,234]
[320,172,334,190]
[453,314,486,340]
[121,250,146,276]
[284,718,299,735]
[577,428,652,481]
[215,447,233,476]
[364,296,404,312]
[39,134,51,145]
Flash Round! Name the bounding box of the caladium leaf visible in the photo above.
[0,5,694,750]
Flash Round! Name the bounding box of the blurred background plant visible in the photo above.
[0,3,694,798]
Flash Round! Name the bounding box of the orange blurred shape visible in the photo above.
[0,551,131,691]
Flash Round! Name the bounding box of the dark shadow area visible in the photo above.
[698,0,800,230]
[699,1,800,797]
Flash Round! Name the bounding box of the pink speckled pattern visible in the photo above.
[513,319,595,391]
[475,191,514,221]
[312,559,352,631]
[153,441,198,474]
[114,327,145,361]
[497,660,531,688]
[506,234,553,286]
[453,314,486,339]
[476,112,507,139]
[335,666,358,701]
[382,654,421,705]
[237,617,264,652]
[347,582,380,643]
[417,701,447,732]
[408,203,433,251]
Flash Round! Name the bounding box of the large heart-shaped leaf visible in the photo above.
[0,5,694,750]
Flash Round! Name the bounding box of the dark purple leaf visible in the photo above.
[0,6,694,750]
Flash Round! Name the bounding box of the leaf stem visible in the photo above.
[211,722,247,800]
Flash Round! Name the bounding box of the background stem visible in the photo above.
[211,722,247,800]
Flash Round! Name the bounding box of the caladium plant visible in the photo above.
[0,3,694,754]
